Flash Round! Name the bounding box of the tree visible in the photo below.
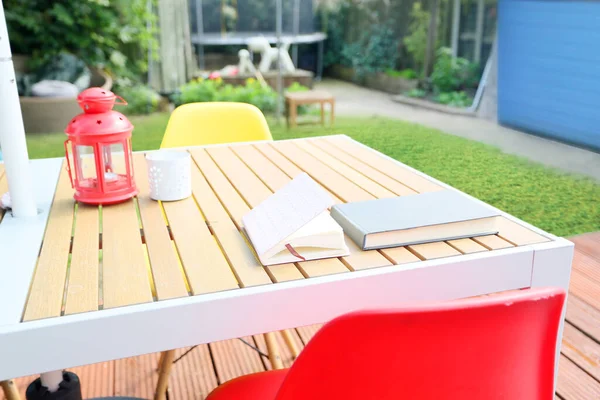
[423,0,440,78]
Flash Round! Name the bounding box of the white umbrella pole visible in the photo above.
[0,1,37,217]
[275,0,283,123]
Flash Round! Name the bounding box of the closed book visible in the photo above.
[330,190,500,250]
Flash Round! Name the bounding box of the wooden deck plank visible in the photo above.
[23,165,75,321]
[133,154,189,300]
[566,294,600,340]
[114,353,160,399]
[207,144,351,278]
[310,138,417,196]
[64,204,99,315]
[294,140,397,199]
[188,151,272,288]
[562,323,600,382]
[556,354,600,400]
[71,360,115,399]
[168,346,217,400]
[191,148,301,283]
[270,141,374,203]
[163,196,240,295]
[570,270,600,311]
[572,250,600,286]
[324,136,443,193]
[102,199,154,309]
[570,233,600,263]
[209,337,265,384]
[447,238,488,254]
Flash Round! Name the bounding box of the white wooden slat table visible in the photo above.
[0,135,573,386]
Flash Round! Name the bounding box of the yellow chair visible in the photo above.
[160,102,273,149]
[154,102,298,400]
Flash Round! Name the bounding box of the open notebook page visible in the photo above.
[242,172,334,257]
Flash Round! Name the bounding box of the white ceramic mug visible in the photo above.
[146,150,192,201]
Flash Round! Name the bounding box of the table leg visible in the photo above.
[281,329,300,359]
[290,101,298,128]
[330,100,335,126]
[1,380,20,400]
[154,350,175,400]
[264,332,284,370]
[320,102,325,126]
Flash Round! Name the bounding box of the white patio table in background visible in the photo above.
[0,135,573,393]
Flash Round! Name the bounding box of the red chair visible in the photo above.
[207,287,565,400]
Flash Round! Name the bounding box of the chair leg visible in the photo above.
[264,332,284,370]
[154,350,175,400]
[1,380,21,400]
[330,100,335,126]
[281,329,300,359]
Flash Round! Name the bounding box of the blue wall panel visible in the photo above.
[498,0,600,150]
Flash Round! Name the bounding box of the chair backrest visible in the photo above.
[276,288,565,400]
[160,102,273,149]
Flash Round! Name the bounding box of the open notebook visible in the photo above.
[242,173,349,266]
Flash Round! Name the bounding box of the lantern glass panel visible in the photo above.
[75,145,97,189]
[101,143,128,189]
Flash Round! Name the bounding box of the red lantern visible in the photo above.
[64,88,138,205]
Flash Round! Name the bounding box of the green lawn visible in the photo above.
[26,112,600,237]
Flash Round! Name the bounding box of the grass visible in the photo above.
[26,112,600,237]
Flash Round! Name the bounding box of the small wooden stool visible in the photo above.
[285,90,335,128]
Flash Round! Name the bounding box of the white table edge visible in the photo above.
[0,137,574,382]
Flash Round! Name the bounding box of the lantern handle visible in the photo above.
[114,95,128,106]
[64,140,75,188]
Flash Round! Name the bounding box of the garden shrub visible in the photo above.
[403,3,430,76]
[430,47,479,93]
[114,82,162,115]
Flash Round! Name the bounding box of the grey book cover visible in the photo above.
[330,190,500,250]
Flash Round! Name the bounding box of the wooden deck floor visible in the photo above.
[3,232,600,400]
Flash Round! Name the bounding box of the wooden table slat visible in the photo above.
[310,138,417,196]
[409,242,462,260]
[132,154,189,300]
[163,195,239,294]
[23,164,75,321]
[324,136,443,193]
[231,143,391,273]
[317,137,470,262]
[64,204,100,315]
[102,199,154,309]
[205,146,273,209]
[192,148,301,283]
[381,246,422,265]
[496,217,550,246]
[473,234,514,250]
[295,140,397,199]
[188,150,272,287]
[206,145,350,278]
[252,142,343,204]
[270,141,374,203]
[447,238,488,254]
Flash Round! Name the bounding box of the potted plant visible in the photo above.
[4,0,156,133]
